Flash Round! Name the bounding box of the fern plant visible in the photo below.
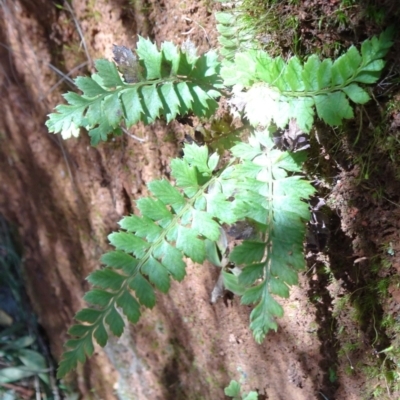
[46,26,393,377]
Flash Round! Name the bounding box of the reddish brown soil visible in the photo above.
[1,1,400,399]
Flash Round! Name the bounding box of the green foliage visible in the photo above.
[57,143,235,377]
[47,27,394,377]
[0,334,49,386]
[221,27,393,131]
[0,216,74,399]
[46,37,223,145]
[224,380,258,400]
[226,133,315,341]
[215,9,259,61]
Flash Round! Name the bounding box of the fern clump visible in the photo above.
[47,27,394,377]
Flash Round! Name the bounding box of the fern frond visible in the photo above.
[57,143,237,378]
[222,131,315,342]
[221,28,394,131]
[46,37,223,145]
[215,10,258,61]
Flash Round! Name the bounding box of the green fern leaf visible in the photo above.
[176,225,205,263]
[224,380,241,398]
[93,322,108,347]
[240,283,265,305]
[75,308,102,323]
[159,83,181,122]
[170,159,199,197]
[332,51,356,85]
[116,291,141,323]
[182,143,214,174]
[215,10,258,62]
[129,273,156,308]
[142,256,170,293]
[230,241,266,265]
[342,84,370,104]
[220,52,257,87]
[250,291,282,341]
[148,180,185,211]
[68,324,91,336]
[100,251,139,272]
[83,289,114,307]
[302,55,320,91]
[360,26,394,64]
[192,209,221,241]
[285,57,305,91]
[223,29,392,130]
[314,92,353,126]
[225,132,315,342]
[57,143,235,377]
[120,89,144,126]
[105,307,125,336]
[136,37,162,80]
[140,85,163,121]
[215,11,235,25]
[288,97,315,132]
[102,93,123,127]
[47,39,222,144]
[108,232,149,256]
[137,198,172,222]
[94,59,124,88]
[55,28,395,378]
[222,271,246,296]
[119,215,162,242]
[74,77,107,96]
[154,241,186,281]
[46,103,84,140]
[238,263,264,286]
[57,350,82,379]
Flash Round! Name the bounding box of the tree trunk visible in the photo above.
[0,1,326,399]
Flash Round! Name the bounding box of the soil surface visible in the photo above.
[1,1,400,399]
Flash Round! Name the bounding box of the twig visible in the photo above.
[353,106,363,146]
[63,0,93,68]
[44,61,88,97]
[46,63,76,85]
[181,27,195,36]
[56,134,75,184]
[34,375,41,400]
[49,367,61,400]
[344,350,354,370]
[122,127,147,143]
[182,17,210,46]
[0,382,34,399]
